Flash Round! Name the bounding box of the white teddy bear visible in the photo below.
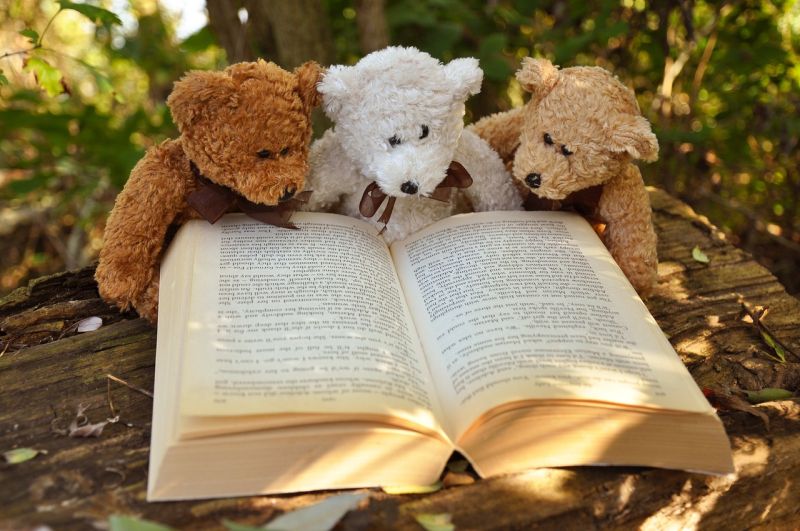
[304,46,523,242]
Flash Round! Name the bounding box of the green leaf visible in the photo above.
[744,388,794,404]
[760,329,786,363]
[24,57,63,97]
[413,513,454,531]
[108,515,175,531]
[479,33,508,55]
[3,447,45,464]
[382,481,442,495]
[691,246,710,264]
[180,26,217,52]
[0,71,8,86]
[19,28,39,43]
[57,1,122,27]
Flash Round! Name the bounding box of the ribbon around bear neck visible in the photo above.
[186,161,312,229]
[359,160,473,235]
[523,184,605,223]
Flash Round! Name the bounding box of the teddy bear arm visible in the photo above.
[95,146,188,317]
[456,129,524,212]
[597,164,658,295]
[469,107,525,166]
[303,132,362,212]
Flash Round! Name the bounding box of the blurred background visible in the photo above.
[1,0,798,295]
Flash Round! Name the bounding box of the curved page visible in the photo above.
[178,213,443,435]
[390,211,713,440]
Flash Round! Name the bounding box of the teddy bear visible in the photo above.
[95,59,322,323]
[302,46,523,242]
[471,57,659,295]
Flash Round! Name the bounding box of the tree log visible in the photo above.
[1,189,799,530]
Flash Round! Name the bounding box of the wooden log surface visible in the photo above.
[1,189,799,530]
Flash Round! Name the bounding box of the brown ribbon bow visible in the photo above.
[523,184,604,224]
[186,162,312,229]
[359,160,473,234]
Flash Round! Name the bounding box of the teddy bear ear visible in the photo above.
[516,57,559,102]
[605,114,659,162]
[167,70,237,133]
[294,61,323,114]
[317,64,356,120]
[444,57,483,100]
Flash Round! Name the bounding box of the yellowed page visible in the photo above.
[391,211,714,440]
[179,213,442,434]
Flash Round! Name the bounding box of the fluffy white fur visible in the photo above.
[304,46,522,242]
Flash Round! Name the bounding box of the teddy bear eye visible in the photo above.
[420,125,429,139]
[257,149,274,159]
[280,147,290,156]
[561,145,573,156]
[388,135,402,147]
[543,133,554,145]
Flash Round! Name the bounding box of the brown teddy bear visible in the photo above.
[472,57,659,295]
[95,60,322,323]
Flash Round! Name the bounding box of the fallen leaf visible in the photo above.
[382,482,442,495]
[52,404,118,438]
[745,388,794,404]
[691,246,710,264]
[109,515,175,531]
[77,316,103,332]
[224,492,367,531]
[446,459,469,473]
[69,415,119,438]
[414,513,454,531]
[442,471,475,487]
[3,447,46,464]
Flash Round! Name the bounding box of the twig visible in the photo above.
[739,298,799,362]
[106,373,153,398]
[106,377,117,418]
[0,47,38,61]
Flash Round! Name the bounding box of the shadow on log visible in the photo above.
[1,189,799,529]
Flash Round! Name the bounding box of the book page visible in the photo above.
[391,211,711,439]
[178,213,442,433]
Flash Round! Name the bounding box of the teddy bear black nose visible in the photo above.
[400,181,418,195]
[279,186,296,201]
[525,173,542,188]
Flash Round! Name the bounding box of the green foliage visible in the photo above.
[56,1,121,28]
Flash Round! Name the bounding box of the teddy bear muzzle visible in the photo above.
[400,181,418,195]
[525,172,542,188]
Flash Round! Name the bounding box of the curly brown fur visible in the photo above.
[471,57,659,295]
[95,60,322,323]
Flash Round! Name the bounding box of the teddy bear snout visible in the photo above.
[279,186,296,202]
[400,181,419,195]
[525,173,542,188]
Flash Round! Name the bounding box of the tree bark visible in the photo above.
[206,0,254,62]
[355,0,389,54]
[261,0,334,68]
[206,0,333,67]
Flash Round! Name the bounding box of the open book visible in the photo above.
[147,211,733,501]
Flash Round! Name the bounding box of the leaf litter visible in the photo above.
[51,403,119,438]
